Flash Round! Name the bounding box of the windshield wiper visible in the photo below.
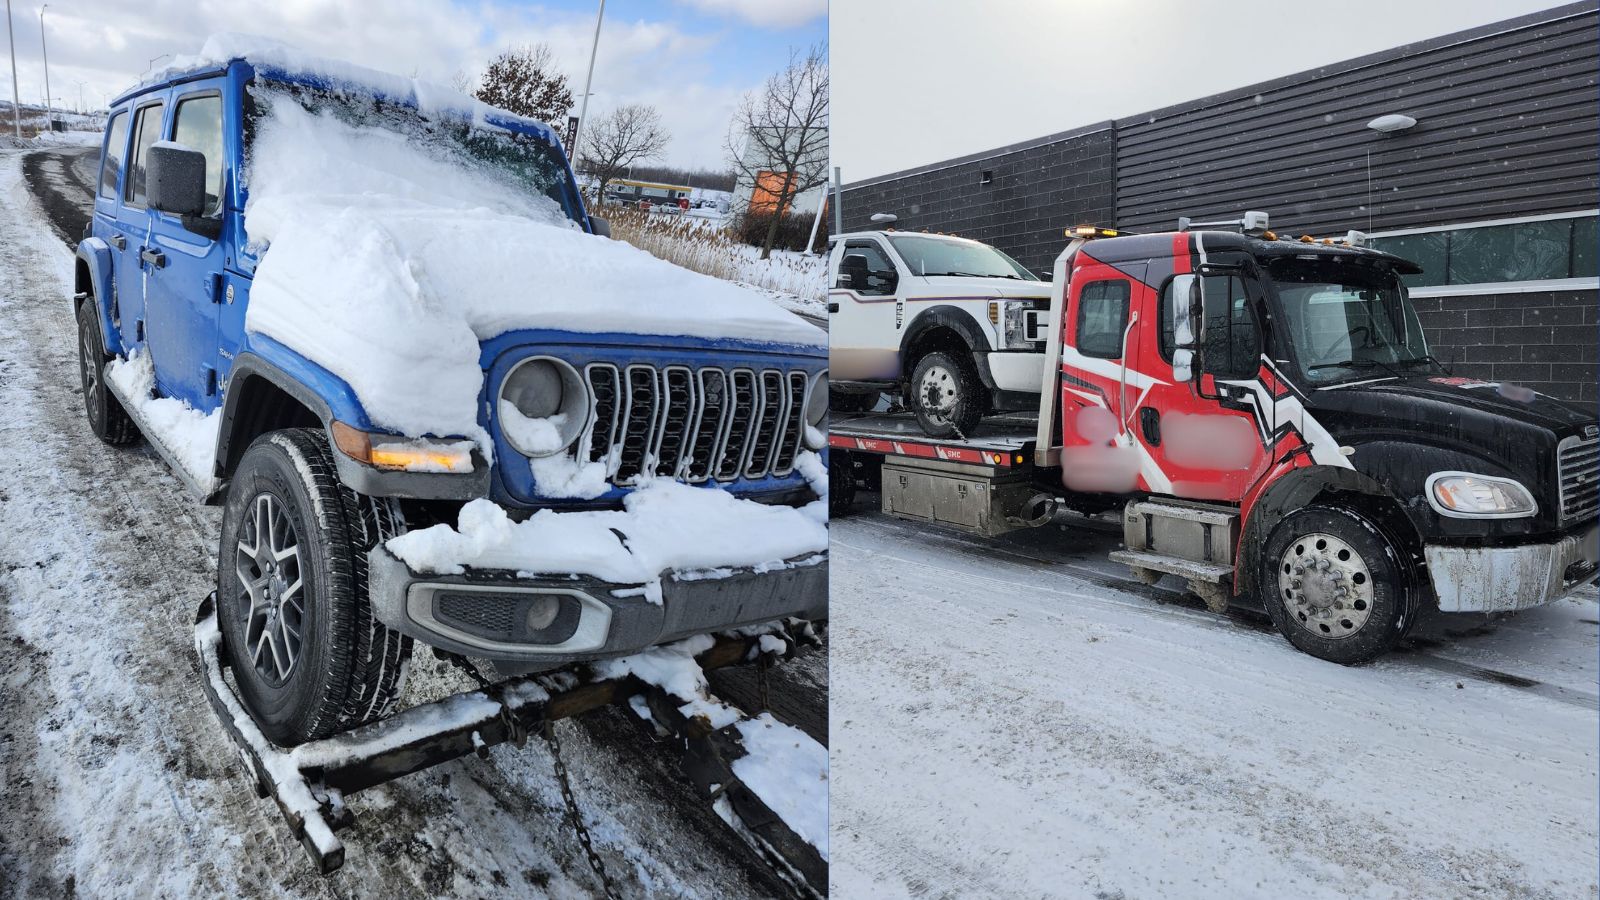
[930,271,1018,279]
[1309,358,1404,379]
[1395,354,1444,370]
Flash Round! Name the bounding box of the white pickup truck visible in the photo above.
[826,230,1052,437]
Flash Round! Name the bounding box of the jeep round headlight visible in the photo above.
[805,370,828,426]
[500,357,589,458]
[1427,471,1537,519]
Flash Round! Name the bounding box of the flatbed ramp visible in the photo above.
[828,411,1054,537]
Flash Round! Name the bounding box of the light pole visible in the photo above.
[5,0,20,136]
[572,0,604,163]
[73,78,82,113]
[148,52,168,71]
[37,3,49,130]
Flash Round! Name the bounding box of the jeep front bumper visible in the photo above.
[1425,525,1599,613]
[367,546,828,663]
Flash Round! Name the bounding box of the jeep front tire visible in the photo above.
[217,428,412,745]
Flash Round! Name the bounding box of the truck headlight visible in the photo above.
[804,370,827,448]
[1427,472,1537,519]
[500,357,589,458]
[1002,302,1041,348]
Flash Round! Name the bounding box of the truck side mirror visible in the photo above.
[146,143,207,218]
[873,268,899,293]
[1171,273,1203,383]
[839,253,869,290]
[590,216,611,238]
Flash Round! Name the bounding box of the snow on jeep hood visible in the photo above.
[242,85,822,445]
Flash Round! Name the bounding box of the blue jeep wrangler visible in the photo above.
[74,50,829,746]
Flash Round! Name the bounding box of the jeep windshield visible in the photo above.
[245,79,584,224]
[886,234,1038,280]
[1266,258,1438,385]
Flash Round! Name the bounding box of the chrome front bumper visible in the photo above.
[1425,526,1600,613]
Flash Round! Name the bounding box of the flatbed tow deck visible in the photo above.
[193,594,828,896]
[828,410,1060,537]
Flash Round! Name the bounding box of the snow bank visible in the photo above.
[385,473,829,603]
[105,350,221,491]
[235,45,821,448]
[735,714,829,860]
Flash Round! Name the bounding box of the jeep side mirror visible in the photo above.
[839,253,870,290]
[1171,273,1203,383]
[590,216,611,238]
[147,143,208,218]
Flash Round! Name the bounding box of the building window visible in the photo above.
[1367,211,1599,293]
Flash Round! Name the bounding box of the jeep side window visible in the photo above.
[1159,274,1260,377]
[124,102,165,208]
[1075,280,1130,359]
[99,111,129,200]
[173,94,224,218]
[840,242,896,296]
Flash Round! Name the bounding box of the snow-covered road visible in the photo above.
[0,147,822,899]
[829,504,1598,899]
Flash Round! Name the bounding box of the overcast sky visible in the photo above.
[1,0,824,169]
[831,0,1574,183]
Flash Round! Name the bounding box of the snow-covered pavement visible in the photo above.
[0,146,821,898]
[829,506,1598,899]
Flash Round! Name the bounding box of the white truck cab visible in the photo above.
[827,230,1051,437]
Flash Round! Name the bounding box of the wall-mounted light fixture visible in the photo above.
[1366,113,1418,134]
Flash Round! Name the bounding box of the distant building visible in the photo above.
[731,126,827,218]
[838,3,1598,402]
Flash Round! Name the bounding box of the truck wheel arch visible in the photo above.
[1237,465,1423,599]
[898,307,996,392]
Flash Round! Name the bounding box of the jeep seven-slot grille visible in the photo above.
[1558,434,1598,524]
[582,363,810,485]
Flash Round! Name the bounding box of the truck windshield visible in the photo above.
[246,80,583,224]
[886,234,1039,280]
[1267,259,1436,384]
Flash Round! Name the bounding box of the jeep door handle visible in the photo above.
[141,248,166,268]
[109,234,127,250]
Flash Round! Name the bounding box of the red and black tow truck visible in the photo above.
[828,212,1599,664]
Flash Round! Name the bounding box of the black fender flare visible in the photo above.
[897,305,997,391]
[1237,464,1420,597]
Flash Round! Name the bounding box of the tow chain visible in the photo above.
[542,720,622,900]
[440,651,621,899]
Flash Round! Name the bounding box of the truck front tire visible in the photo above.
[76,299,138,445]
[909,351,983,438]
[1259,505,1418,665]
[217,428,412,746]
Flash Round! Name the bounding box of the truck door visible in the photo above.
[828,237,903,383]
[141,87,227,411]
[1133,269,1274,502]
[113,96,167,353]
[1057,262,1146,493]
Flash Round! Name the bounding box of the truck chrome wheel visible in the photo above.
[235,492,306,686]
[917,362,960,426]
[1278,532,1372,638]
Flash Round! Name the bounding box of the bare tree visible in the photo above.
[579,104,672,203]
[474,44,574,127]
[447,69,475,95]
[724,45,828,259]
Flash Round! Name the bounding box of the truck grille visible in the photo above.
[1558,434,1599,524]
[582,363,810,486]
